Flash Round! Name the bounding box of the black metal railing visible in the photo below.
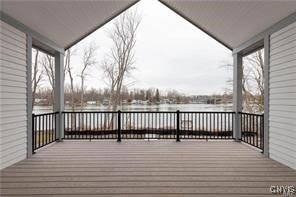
[63,111,118,140]
[179,112,234,139]
[62,111,234,140]
[240,112,264,150]
[120,111,177,140]
[32,112,59,152]
[32,111,263,151]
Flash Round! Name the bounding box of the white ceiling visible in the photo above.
[1,0,296,51]
[1,0,138,49]
[160,0,296,49]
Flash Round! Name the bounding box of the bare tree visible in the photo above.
[41,54,55,109]
[101,11,141,111]
[222,49,264,113]
[65,48,77,111]
[78,43,97,111]
[243,50,264,113]
[32,49,43,109]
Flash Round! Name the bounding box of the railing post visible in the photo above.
[233,52,243,141]
[176,110,180,142]
[32,113,35,154]
[117,110,121,142]
[261,114,264,153]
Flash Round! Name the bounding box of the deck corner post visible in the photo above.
[54,51,65,141]
[117,110,121,142]
[176,110,180,142]
[32,113,35,154]
[263,35,270,157]
[233,52,243,141]
[26,34,33,157]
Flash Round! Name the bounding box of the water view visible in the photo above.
[33,103,233,114]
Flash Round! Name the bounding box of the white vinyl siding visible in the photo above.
[0,20,27,170]
[269,21,296,170]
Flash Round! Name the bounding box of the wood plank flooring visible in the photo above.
[1,140,296,196]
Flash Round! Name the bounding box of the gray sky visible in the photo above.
[66,0,233,95]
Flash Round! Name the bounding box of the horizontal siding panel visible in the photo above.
[1,143,27,159]
[270,53,296,66]
[0,92,26,99]
[0,98,27,105]
[0,149,27,170]
[269,126,296,138]
[270,78,296,86]
[270,82,296,93]
[0,66,27,77]
[270,71,296,81]
[0,40,26,55]
[0,121,27,132]
[269,143,296,162]
[0,137,27,153]
[0,105,27,113]
[270,151,296,170]
[270,59,296,71]
[270,65,296,77]
[269,21,296,170]
[0,53,26,65]
[271,33,296,49]
[0,150,26,170]
[0,21,26,39]
[270,133,296,146]
[0,86,26,94]
[0,79,27,87]
[0,36,26,50]
[0,45,26,61]
[0,28,26,45]
[269,116,296,126]
[0,79,27,89]
[0,21,27,170]
[270,119,296,131]
[0,132,26,146]
[0,127,27,138]
[270,41,296,56]
[270,22,296,40]
[0,73,27,82]
[269,110,296,118]
[270,99,296,106]
[0,111,26,119]
[0,115,27,125]
[270,147,296,164]
[270,47,296,61]
[270,93,296,99]
[0,59,26,70]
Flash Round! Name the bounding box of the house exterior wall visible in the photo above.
[269,21,296,170]
[0,20,27,169]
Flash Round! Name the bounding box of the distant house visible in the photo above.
[86,101,96,105]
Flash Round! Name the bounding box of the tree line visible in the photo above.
[34,87,232,107]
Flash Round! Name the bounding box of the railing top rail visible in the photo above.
[239,112,264,116]
[62,111,234,114]
[33,112,59,116]
[63,111,118,114]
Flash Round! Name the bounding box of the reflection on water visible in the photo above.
[33,104,233,114]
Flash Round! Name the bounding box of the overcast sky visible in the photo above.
[66,0,233,96]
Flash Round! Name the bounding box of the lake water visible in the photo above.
[33,103,233,114]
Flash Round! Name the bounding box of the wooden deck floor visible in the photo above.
[1,140,296,196]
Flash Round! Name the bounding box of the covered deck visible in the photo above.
[1,140,295,196]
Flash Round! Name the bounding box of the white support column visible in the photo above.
[233,53,243,141]
[263,35,270,157]
[26,35,33,157]
[54,52,65,141]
